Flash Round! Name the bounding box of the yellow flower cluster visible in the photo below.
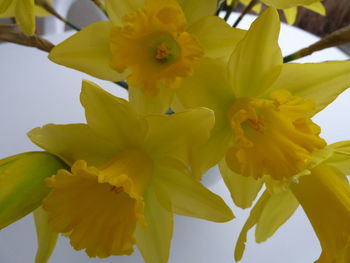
[0,1,349,263]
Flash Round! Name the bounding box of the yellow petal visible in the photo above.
[268,61,350,113]
[154,158,234,222]
[176,0,217,26]
[228,8,282,98]
[0,152,67,229]
[191,113,232,179]
[304,2,325,15]
[240,0,262,13]
[33,206,58,263]
[187,16,246,60]
[328,141,350,175]
[105,0,143,25]
[28,123,118,167]
[291,164,350,263]
[234,191,270,261]
[135,185,173,263]
[128,84,175,115]
[0,0,11,13]
[49,21,127,82]
[262,0,319,9]
[255,190,299,243]
[15,0,35,35]
[176,58,234,112]
[283,7,297,25]
[143,108,215,166]
[81,80,147,149]
[219,159,262,209]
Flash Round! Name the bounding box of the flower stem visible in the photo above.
[35,0,81,31]
[232,0,258,28]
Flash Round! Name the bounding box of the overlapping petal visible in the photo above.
[143,107,215,166]
[135,186,173,263]
[188,17,245,60]
[105,0,143,25]
[154,158,234,222]
[268,62,350,113]
[219,159,263,209]
[176,0,217,25]
[49,22,127,82]
[228,8,282,98]
[28,124,118,166]
[262,0,319,9]
[33,207,58,263]
[81,80,147,149]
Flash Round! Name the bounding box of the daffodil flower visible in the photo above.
[0,0,50,35]
[48,0,245,114]
[176,8,350,261]
[28,80,234,263]
[234,141,350,263]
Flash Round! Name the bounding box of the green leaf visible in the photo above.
[0,152,67,229]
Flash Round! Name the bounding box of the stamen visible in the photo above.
[155,43,171,61]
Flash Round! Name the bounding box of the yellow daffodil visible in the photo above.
[48,0,245,114]
[28,80,233,263]
[0,0,50,35]
[234,141,350,263]
[176,8,350,261]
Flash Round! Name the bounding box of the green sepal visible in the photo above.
[0,151,67,229]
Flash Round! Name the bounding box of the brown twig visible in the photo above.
[0,25,54,52]
[284,24,350,62]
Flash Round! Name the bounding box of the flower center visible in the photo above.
[110,1,203,96]
[155,42,171,61]
[226,90,326,180]
[43,149,153,258]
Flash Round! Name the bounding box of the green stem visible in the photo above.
[35,0,81,31]
[233,0,258,27]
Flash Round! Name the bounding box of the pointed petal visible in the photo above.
[176,58,234,112]
[28,123,118,167]
[303,2,326,15]
[283,7,297,25]
[105,0,143,25]
[144,108,214,166]
[176,0,217,26]
[262,0,319,9]
[154,158,234,222]
[33,207,58,263]
[0,0,12,13]
[129,85,174,115]
[49,21,127,82]
[255,190,299,242]
[228,8,282,98]
[268,61,350,113]
[0,152,67,229]
[15,0,35,35]
[135,185,173,263]
[327,141,350,175]
[291,164,350,263]
[219,159,263,209]
[187,16,246,60]
[234,191,270,261]
[81,80,146,149]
